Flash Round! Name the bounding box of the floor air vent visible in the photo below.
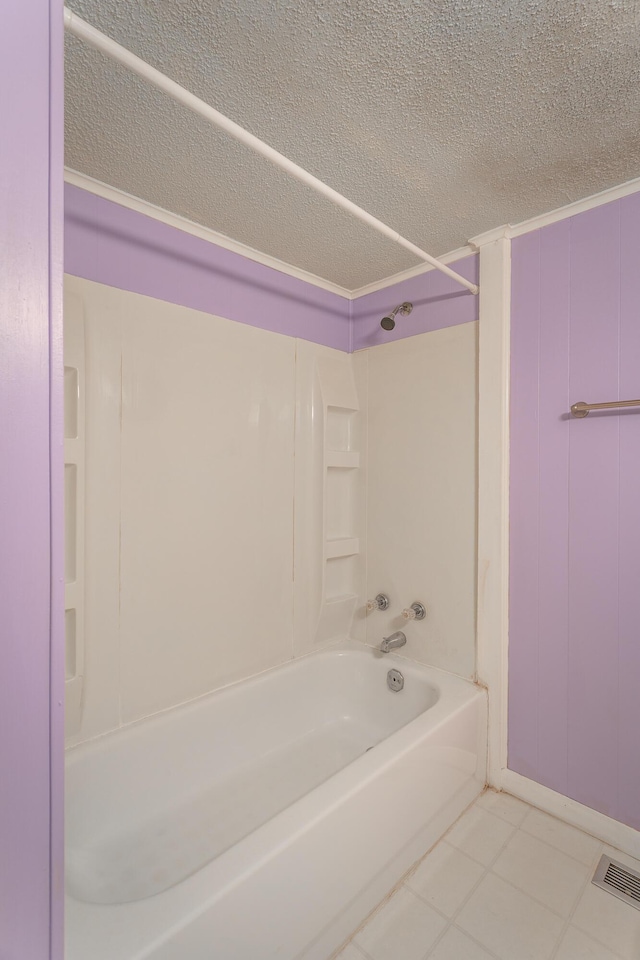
[592,854,640,910]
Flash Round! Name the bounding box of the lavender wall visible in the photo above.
[350,254,479,351]
[1,1,64,958]
[64,185,480,353]
[509,193,640,829]
[64,185,350,351]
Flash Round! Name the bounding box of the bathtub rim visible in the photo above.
[65,638,476,759]
[65,641,486,960]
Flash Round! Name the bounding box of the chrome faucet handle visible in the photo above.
[366,593,390,612]
[401,602,426,621]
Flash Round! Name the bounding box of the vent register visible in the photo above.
[593,855,640,911]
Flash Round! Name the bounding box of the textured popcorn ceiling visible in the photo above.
[65,0,640,290]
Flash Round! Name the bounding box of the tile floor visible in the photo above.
[334,791,640,960]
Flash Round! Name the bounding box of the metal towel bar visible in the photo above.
[571,399,640,418]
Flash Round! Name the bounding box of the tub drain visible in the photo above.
[387,668,404,692]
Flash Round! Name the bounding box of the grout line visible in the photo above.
[345,796,488,954]
[517,814,604,867]
[405,846,488,924]
[343,798,630,960]
[419,920,451,959]
[343,941,373,960]
[485,860,590,925]
[345,860,421,954]
[547,843,599,960]
[409,803,520,951]
[448,922,502,959]
[352,945,370,960]
[559,853,629,960]
[427,803,585,952]
[448,807,519,868]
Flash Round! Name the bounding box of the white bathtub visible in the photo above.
[66,641,486,959]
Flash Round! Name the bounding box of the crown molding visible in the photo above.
[64,170,479,301]
[470,224,511,247]
[510,175,640,237]
[64,168,352,300]
[65,169,640,303]
[347,244,477,298]
[470,176,640,248]
[350,175,640,297]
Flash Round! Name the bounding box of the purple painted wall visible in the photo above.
[1,1,64,958]
[65,185,479,353]
[64,184,350,351]
[509,193,640,829]
[350,254,479,351]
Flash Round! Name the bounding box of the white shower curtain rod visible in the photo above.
[63,7,479,296]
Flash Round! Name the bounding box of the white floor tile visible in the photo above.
[456,872,564,960]
[520,808,602,867]
[572,881,640,959]
[554,925,623,960]
[427,926,497,959]
[446,806,516,867]
[339,797,640,960]
[333,945,367,960]
[476,790,530,827]
[354,886,447,960]
[406,841,485,918]
[492,829,590,917]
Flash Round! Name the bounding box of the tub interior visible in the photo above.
[66,648,439,906]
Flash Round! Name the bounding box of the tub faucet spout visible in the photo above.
[380,631,406,653]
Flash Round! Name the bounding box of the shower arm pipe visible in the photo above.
[63,7,479,297]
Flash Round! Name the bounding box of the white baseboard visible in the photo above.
[501,768,640,860]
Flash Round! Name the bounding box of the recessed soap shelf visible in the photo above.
[325,537,360,560]
[63,290,86,740]
[326,451,360,469]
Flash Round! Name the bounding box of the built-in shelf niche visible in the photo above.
[326,466,358,541]
[64,290,86,740]
[325,554,358,599]
[64,365,79,439]
[319,395,361,635]
[325,537,360,561]
[65,608,77,681]
[325,450,360,469]
[64,464,78,583]
[326,406,355,452]
[293,343,364,654]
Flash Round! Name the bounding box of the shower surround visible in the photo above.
[63,181,479,748]
[61,180,482,957]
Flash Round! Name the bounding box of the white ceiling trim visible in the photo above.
[470,175,640,248]
[348,244,477,298]
[65,168,481,299]
[64,168,352,299]
[65,168,640,301]
[508,174,640,238]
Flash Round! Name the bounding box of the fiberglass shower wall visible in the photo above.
[63,181,480,745]
[351,256,480,680]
